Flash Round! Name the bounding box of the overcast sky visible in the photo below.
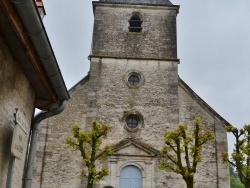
[42,0,250,153]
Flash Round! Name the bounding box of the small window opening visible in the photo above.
[126,115,139,128]
[129,15,142,32]
[128,75,140,86]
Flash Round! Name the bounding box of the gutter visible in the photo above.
[9,0,70,187]
[23,100,67,188]
[11,0,69,101]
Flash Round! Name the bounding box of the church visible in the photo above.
[33,0,230,187]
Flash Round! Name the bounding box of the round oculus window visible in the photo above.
[124,71,144,89]
[126,114,139,129]
[128,74,140,86]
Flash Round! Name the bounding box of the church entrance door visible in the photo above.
[119,165,142,188]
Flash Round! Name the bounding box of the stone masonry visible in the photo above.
[33,1,229,188]
[92,4,178,59]
[0,35,35,188]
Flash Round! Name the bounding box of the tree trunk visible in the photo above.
[184,178,194,188]
[87,174,94,188]
[87,181,93,188]
[245,180,250,188]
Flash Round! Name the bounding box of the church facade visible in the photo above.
[33,0,230,187]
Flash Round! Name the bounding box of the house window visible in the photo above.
[119,165,142,188]
[129,15,142,32]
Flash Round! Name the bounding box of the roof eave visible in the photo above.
[92,1,180,10]
[178,77,231,126]
[0,0,69,110]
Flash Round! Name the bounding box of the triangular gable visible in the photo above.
[178,77,230,126]
[112,139,159,157]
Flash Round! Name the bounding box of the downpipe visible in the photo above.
[23,100,66,188]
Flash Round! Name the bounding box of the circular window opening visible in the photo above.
[126,114,139,128]
[128,75,140,86]
[125,71,144,88]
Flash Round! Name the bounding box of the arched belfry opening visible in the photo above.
[128,13,142,32]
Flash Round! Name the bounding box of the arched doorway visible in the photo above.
[119,165,142,188]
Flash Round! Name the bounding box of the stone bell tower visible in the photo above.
[91,0,179,59]
[87,0,181,187]
[88,0,180,127]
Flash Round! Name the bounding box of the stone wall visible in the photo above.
[88,57,179,187]
[35,69,230,188]
[32,77,89,188]
[92,4,178,59]
[88,57,179,151]
[178,83,229,188]
[0,35,35,187]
